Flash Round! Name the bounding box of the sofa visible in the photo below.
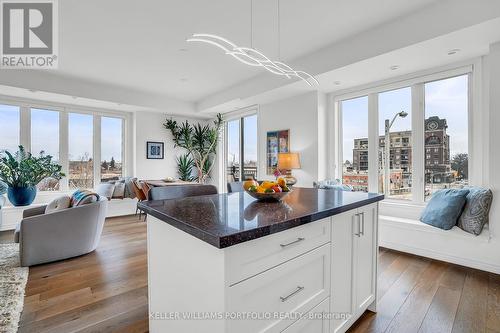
[14,197,108,266]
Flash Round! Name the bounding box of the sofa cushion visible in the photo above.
[45,195,71,214]
[457,187,493,235]
[96,183,115,200]
[70,190,100,207]
[420,189,469,230]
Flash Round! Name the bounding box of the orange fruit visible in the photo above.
[261,181,277,190]
[277,177,286,188]
[243,180,259,191]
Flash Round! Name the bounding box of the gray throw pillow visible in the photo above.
[457,187,493,235]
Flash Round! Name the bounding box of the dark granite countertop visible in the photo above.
[139,187,384,248]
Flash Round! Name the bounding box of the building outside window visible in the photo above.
[341,96,368,192]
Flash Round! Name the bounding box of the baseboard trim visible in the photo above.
[380,239,500,274]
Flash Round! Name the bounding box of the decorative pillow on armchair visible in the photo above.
[420,189,469,230]
[70,190,100,207]
[457,187,493,235]
[45,195,71,214]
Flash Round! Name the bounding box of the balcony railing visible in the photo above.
[226,166,258,182]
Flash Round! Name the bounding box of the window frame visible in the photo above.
[0,95,130,192]
[221,106,259,191]
[331,61,482,207]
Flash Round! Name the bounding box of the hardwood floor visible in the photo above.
[17,215,148,333]
[2,216,498,333]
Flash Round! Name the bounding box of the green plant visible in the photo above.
[164,114,223,183]
[177,154,195,181]
[0,146,65,188]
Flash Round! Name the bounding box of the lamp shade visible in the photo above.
[278,153,301,170]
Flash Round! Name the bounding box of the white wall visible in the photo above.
[258,91,327,187]
[133,111,218,185]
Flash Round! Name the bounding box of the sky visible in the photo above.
[0,107,122,162]
[342,74,468,163]
[227,114,258,165]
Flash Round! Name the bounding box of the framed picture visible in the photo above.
[147,141,164,159]
[266,129,289,174]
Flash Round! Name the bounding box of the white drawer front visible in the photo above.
[227,244,331,333]
[281,297,330,333]
[226,218,331,285]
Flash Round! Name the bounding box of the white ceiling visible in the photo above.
[2,0,500,115]
[57,0,439,102]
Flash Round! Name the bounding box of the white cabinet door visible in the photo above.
[330,211,356,333]
[354,203,377,314]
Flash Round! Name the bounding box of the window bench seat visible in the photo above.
[379,214,499,274]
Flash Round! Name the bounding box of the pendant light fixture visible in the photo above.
[187,0,319,86]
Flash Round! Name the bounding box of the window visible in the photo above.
[336,68,472,205]
[378,87,412,200]
[243,115,258,181]
[225,113,258,183]
[341,96,368,192]
[101,117,123,181]
[424,75,468,199]
[0,104,20,153]
[69,113,94,189]
[31,108,60,191]
[226,119,240,182]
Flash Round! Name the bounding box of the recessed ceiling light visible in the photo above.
[333,81,341,85]
[447,49,461,55]
[178,48,188,52]
[390,65,400,71]
[180,78,188,82]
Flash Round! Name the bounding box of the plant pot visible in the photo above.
[7,186,37,206]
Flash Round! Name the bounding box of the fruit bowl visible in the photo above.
[245,188,292,202]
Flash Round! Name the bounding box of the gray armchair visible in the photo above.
[0,195,5,229]
[14,197,108,266]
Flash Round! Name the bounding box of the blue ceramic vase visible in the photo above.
[7,186,37,206]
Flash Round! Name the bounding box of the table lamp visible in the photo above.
[278,152,301,186]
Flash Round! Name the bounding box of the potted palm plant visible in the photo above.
[0,146,65,206]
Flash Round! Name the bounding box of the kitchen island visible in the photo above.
[139,187,384,333]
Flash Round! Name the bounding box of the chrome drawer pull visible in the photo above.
[280,237,305,248]
[360,212,365,236]
[354,213,361,237]
[280,286,305,302]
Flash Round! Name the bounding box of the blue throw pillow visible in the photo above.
[420,189,470,230]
